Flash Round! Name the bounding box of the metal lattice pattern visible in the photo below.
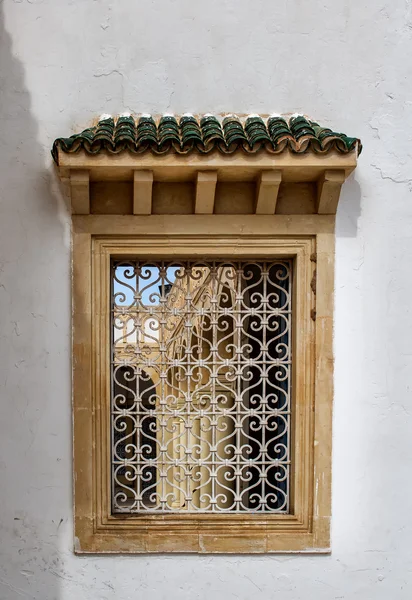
[111,260,292,513]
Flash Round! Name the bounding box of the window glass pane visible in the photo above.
[111,260,292,513]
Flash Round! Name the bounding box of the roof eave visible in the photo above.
[56,147,357,184]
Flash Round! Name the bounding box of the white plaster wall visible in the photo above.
[0,0,411,598]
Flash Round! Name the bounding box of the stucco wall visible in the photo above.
[1,1,411,598]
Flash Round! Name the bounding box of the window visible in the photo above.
[73,233,322,553]
[111,259,292,514]
[58,112,360,553]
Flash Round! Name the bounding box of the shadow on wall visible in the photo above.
[336,173,362,238]
[0,4,68,600]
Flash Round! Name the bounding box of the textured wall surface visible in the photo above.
[1,1,412,598]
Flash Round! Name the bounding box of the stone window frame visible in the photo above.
[73,222,333,554]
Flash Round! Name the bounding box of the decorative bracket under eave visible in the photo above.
[316,169,347,214]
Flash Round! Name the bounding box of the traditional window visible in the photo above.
[53,113,361,553]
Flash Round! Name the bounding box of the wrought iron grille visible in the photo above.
[111,259,292,513]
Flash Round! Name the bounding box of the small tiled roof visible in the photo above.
[52,113,361,164]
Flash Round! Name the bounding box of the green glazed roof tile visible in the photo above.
[222,115,248,149]
[52,113,362,164]
[180,115,203,151]
[245,115,272,149]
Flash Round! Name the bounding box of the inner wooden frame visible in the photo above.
[73,215,334,554]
